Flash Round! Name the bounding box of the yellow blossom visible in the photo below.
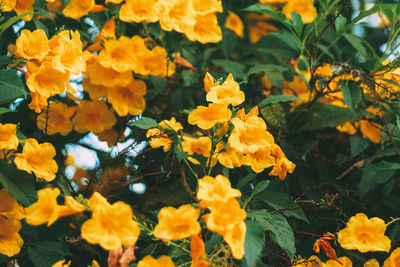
[63,0,105,19]
[147,117,183,151]
[82,78,108,100]
[154,205,201,242]
[188,103,232,130]
[1,0,34,21]
[190,234,210,267]
[203,72,219,93]
[206,74,244,106]
[224,221,246,259]
[119,0,162,23]
[72,100,116,134]
[338,213,391,253]
[134,46,176,77]
[52,260,71,267]
[0,216,24,256]
[192,0,222,15]
[269,144,296,180]
[182,136,212,164]
[0,188,25,220]
[197,175,241,205]
[36,102,76,136]
[241,146,275,173]
[14,139,58,181]
[81,192,140,250]
[159,0,196,33]
[225,11,244,38]
[283,0,317,24]
[185,13,222,44]
[138,255,175,267]
[325,256,352,267]
[87,17,116,52]
[15,29,50,60]
[364,259,380,267]
[215,143,243,169]
[291,255,324,267]
[383,247,400,267]
[0,123,19,151]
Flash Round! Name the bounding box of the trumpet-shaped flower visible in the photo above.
[206,74,244,106]
[383,247,400,267]
[1,0,34,21]
[225,11,244,38]
[188,103,231,130]
[138,256,175,267]
[119,0,162,23]
[147,117,183,151]
[154,205,201,242]
[185,13,222,44]
[0,123,19,151]
[14,139,58,181]
[15,29,50,60]
[182,136,212,164]
[269,144,296,180]
[36,102,76,136]
[0,216,23,256]
[283,0,317,24]
[192,0,222,15]
[223,221,246,259]
[190,234,210,267]
[197,175,241,205]
[364,259,380,267]
[325,256,352,267]
[0,188,25,220]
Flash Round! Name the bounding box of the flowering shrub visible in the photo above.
[0,0,399,266]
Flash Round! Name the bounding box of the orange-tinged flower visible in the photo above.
[234,106,259,122]
[82,78,108,100]
[188,103,231,130]
[0,123,18,150]
[119,0,162,23]
[203,72,219,93]
[81,192,140,250]
[192,0,222,15]
[0,188,25,220]
[182,136,212,164]
[269,144,296,180]
[52,260,71,267]
[153,205,201,242]
[29,91,49,113]
[283,0,317,24]
[225,11,244,38]
[101,166,129,185]
[146,117,183,151]
[108,78,147,117]
[215,143,243,169]
[224,221,246,259]
[15,30,49,60]
[337,121,357,135]
[14,139,58,181]
[229,116,275,154]
[135,46,176,77]
[185,13,222,44]
[197,175,241,205]
[190,234,210,267]
[338,213,391,253]
[62,0,104,19]
[357,120,381,144]
[72,100,116,134]
[203,198,246,235]
[282,75,311,108]
[87,18,116,52]
[98,36,142,72]
[138,255,175,267]
[206,74,244,106]
[325,256,352,267]
[383,247,400,267]
[1,0,34,21]
[0,216,23,256]
[49,30,85,75]
[47,0,64,11]
[25,187,60,226]
[36,102,76,136]
[96,128,122,148]
[26,61,69,98]
[364,259,380,267]
[159,0,196,33]
[248,21,279,44]
[241,146,275,173]
[57,196,86,217]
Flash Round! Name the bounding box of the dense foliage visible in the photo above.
[0,0,400,266]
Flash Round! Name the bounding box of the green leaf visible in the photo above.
[0,12,34,35]
[175,150,190,161]
[242,4,291,28]
[27,240,72,267]
[295,103,353,132]
[149,75,167,96]
[290,12,303,36]
[0,107,13,115]
[349,136,369,158]
[243,180,270,209]
[396,114,400,131]
[335,15,347,34]
[257,95,302,107]
[343,33,368,59]
[130,117,158,129]
[260,104,287,131]
[250,211,296,259]
[0,56,12,66]
[255,33,300,58]
[211,59,246,80]
[0,69,27,104]
[340,82,362,112]
[256,192,309,223]
[357,162,398,194]
[0,161,37,206]
[242,220,265,267]
[247,65,288,86]
[33,18,48,36]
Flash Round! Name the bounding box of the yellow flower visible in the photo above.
[229,116,275,154]
[224,220,246,259]
[0,123,18,151]
[47,0,64,11]
[82,78,108,101]
[203,198,246,235]
[248,21,279,44]
[234,106,259,122]
[87,17,116,52]
[26,188,85,226]
[49,30,86,75]
[215,143,243,169]
[337,122,357,135]
[225,11,244,38]
[159,0,196,33]
[36,102,76,136]
[325,256,352,267]
[0,0,34,21]
[81,192,140,250]
[108,78,146,117]
[364,259,380,267]
[282,75,311,108]
[0,216,23,256]
[98,36,142,72]
[357,120,381,144]
[63,0,105,19]
[190,234,210,267]
[182,136,212,164]
[138,255,175,267]
[135,46,176,77]
[206,74,244,106]
[241,146,275,173]
[283,0,317,24]
[15,29,49,60]
[338,213,391,253]
[153,205,201,242]
[291,256,323,267]
[197,175,241,205]
[119,0,162,23]
[14,139,58,181]
[192,0,222,15]
[188,103,231,130]
[72,100,116,134]
[269,144,296,180]
[26,61,69,98]
[185,13,222,44]
[29,91,49,113]
[383,247,400,267]
[0,188,25,220]
[52,260,71,267]
[203,72,219,93]
[147,117,183,151]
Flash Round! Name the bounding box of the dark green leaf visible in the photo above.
[242,220,265,267]
[349,136,369,158]
[211,59,246,80]
[260,104,287,131]
[257,95,302,107]
[0,107,13,115]
[343,33,368,59]
[0,56,12,66]
[27,240,72,267]
[357,162,398,194]
[335,15,347,34]
[0,69,27,104]
[129,117,158,129]
[0,12,34,35]
[340,82,362,112]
